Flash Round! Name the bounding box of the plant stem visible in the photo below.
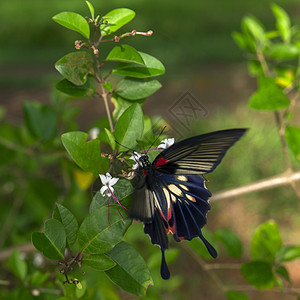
[101,86,114,133]
[94,50,114,133]
[256,48,300,198]
[274,110,292,172]
[256,48,271,76]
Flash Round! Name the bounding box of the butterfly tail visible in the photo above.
[199,232,217,258]
[144,209,171,279]
[160,249,170,280]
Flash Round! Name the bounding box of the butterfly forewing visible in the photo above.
[153,129,247,175]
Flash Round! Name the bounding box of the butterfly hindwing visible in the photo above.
[142,173,216,254]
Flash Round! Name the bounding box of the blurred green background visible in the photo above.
[1,0,300,299]
[0,0,299,85]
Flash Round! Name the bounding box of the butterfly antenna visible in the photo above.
[146,126,167,154]
[115,140,136,153]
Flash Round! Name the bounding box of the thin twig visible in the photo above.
[0,280,10,286]
[0,137,34,156]
[0,242,36,261]
[204,263,241,270]
[211,171,300,202]
[0,195,24,248]
[181,242,226,292]
[256,48,271,76]
[274,110,292,172]
[183,243,300,296]
[229,285,300,296]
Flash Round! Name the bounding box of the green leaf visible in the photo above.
[271,3,291,43]
[250,220,282,263]
[106,44,145,65]
[89,178,133,213]
[86,1,95,20]
[23,101,57,142]
[9,250,27,281]
[30,271,50,286]
[112,52,165,78]
[78,206,131,254]
[275,265,291,284]
[249,76,290,110]
[75,280,87,298]
[56,79,95,98]
[83,254,116,271]
[101,8,135,36]
[103,82,113,92]
[247,60,263,76]
[232,31,248,50]
[242,16,266,44]
[53,12,90,39]
[226,290,250,300]
[241,261,275,290]
[61,131,109,176]
[214,229,242,258]
[276,245,300,262]
[114,104,144,151]
[112,95,145,121]
[99,128,116,150]
[52,203,79,248]
[32,219,66,260]
[268,43,299,60]
[105,242,153,296]
[285,126,300,162]
[116,77,161,100]
[55,52,94,86]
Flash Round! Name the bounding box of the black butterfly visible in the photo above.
[129,129,247,279]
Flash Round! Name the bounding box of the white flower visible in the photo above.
[99,172,119,197]
[88,127,100,140]
[157,138,175,150]
[129,151,145,170]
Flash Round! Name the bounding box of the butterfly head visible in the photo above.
[138,154,151,168]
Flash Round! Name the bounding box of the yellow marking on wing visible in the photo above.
[176,175,188,182]
[187,194,196,202]
[179,184,189,191]
[163,187,171,210]
[171,194,177,203]
[168,184,183,196]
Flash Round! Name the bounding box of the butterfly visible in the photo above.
[129,128,247,279]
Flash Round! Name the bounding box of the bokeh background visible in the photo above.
[1,0,300,299]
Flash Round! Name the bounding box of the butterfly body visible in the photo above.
[129,129,247,279]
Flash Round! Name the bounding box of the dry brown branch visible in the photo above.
[211,171,300,202]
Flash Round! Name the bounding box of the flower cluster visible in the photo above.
[98,137,175,213]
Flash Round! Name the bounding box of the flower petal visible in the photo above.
[100,185,108,196]
[158,138,175,149]
[110,177,119,186]
[99,174,107,185]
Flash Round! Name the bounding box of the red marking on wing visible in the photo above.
[155,157,169,168]
[143,169,147,176]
